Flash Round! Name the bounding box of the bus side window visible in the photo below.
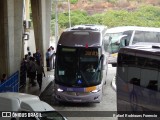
[157,60,160,91]
[123,30,133,39]
[126,54,141,83]
[117,53,128,82]
[132,31,145,44]
[140,58,159,88]
[144,32,159,43]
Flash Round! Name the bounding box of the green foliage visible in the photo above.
[51,4,160,35]
[70,0,78,4]
[58,10,88,27]
[101,5,160,28]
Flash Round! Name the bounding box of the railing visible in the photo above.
[0,71,19,92]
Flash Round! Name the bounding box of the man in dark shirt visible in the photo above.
[34,49,41,63]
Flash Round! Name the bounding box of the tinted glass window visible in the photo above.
[139,57,158,90]
[117,53,128,82]
[133,31,160,44]
[118,52,159,91]
[144,32,159,43]
[132,31,145,44]
[56,46,101,87]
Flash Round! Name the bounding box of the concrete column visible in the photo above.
[42,0,52,51]
[14,0,24,72]
[0,0,23,76]
[0,0,8,76]
[31,0,43,57]
[6,0,15,75]
[31,0,52,64]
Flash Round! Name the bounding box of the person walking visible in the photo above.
[29,57,36,86]
[20,58,27,87]
[36,61,45,90]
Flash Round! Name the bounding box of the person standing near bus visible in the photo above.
[34,49,42,64]
[46,48,51,71]
[29,57,36,86]
[50,46,55,69]
[20,58,27,87]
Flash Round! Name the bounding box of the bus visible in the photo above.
[104,26,160,66]
[54,25,108,103]
[116,42,160,119]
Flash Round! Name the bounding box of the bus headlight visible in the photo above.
[57,88,63,92]
[91,89,99,93]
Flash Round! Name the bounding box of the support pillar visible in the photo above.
[31,0,52,64]
[0,0,23,76]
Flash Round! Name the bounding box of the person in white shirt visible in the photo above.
[46,48,52,71]
[50,46,55,69]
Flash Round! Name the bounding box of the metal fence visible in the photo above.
[0,71,19,92]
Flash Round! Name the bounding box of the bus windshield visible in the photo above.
[56,46,101,87]
[105,32,123,54]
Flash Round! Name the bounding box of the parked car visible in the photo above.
[0,92,67,120]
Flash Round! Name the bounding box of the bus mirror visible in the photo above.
[121,39,128,46]
[124,39,127,46]
[97,54,104,71]
[120,35,128,47]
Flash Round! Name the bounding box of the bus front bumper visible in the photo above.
[54,90,102,103]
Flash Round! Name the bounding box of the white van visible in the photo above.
[0,92,66,120]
